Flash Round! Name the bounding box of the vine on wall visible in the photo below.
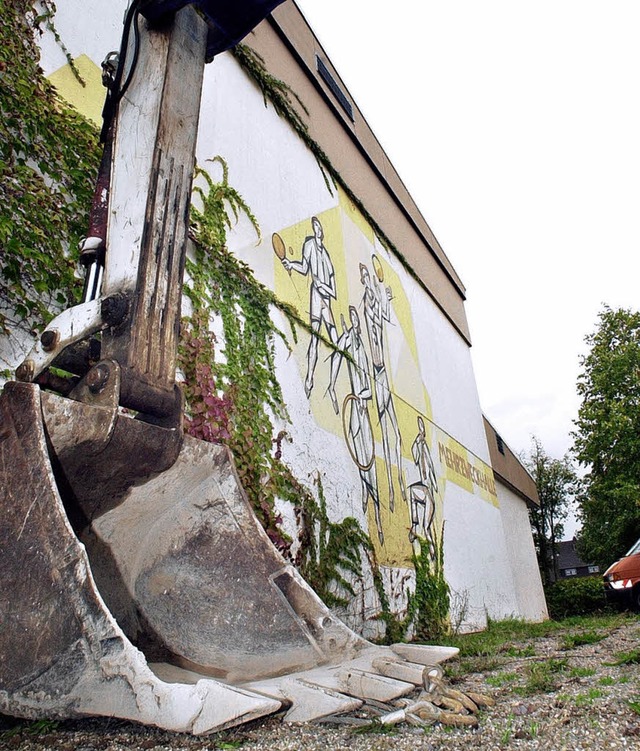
[407,534,451,641]
[370,533,450,644]
[295,474,372,610]
[0,0,99,338]
[182,158,290,550]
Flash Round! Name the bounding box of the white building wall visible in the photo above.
[496,482,549,622]
[195,54,523,631]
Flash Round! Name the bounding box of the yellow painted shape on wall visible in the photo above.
[368,453,413,567]
[336,196,432,425]
[273,207,348,329]
[273,207,351,433]
[48,54,104,127]
[437,437,474,494]
[372,404,445,567]
[338,187,375,245]
[436,434,499,507]
[471,455,500,508]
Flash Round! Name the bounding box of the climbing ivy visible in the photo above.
[0,0,99,335]
[370,532,450,644]
[295,474,372,609]
[182,158,291,550]
[182,159,376,606]
[407,533,451,641]
[231,45,335,193]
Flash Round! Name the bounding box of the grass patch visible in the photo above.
[447,655,506,679]
[504,645,536,658]
[527,721,541,739]
[516,658,568,695]
[574,689,605,707]
[352,719,398,735]
[486,671,518,687]
[605,648,640,666]
[569,666,596,678]
[434,613,629,661]
[629,701,640,716]
[0,719,60,739]
[500,713,515,745]
[561,630,605,650]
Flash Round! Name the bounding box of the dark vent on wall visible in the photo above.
[316,55,354,121]
[496,433,505,455]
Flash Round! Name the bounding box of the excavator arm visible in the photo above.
[0,1,458,734]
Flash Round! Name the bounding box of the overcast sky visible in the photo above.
[294,0,640,471]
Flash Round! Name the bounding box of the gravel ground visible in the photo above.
[1,614,639,751]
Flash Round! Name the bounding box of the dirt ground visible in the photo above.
[1,613,639,751]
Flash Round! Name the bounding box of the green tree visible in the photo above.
[522,436,577,584]
[572,306,640,569]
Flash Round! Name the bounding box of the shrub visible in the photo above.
[544,576,607,619]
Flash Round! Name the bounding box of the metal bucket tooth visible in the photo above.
[242,677,363,724]
[285,667,415,703]
[242,643,462,722]
[390,644,459,665]
[371,657,429,686]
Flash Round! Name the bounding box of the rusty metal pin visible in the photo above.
[15,359,35,382]
[86,363,111,394]
[40,329,60,352]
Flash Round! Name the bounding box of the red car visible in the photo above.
[603,538,640,610]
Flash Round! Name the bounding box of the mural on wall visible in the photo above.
[273,187,498,569]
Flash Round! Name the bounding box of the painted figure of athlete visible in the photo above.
[359,259,407,510]
[281,216,338,397]
[328,307,384,544]
[408,416,438,559]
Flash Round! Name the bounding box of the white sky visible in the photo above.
[294,0,640,466]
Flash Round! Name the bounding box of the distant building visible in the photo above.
[556,538,600,578]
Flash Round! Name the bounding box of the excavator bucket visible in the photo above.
[0,380,457,733]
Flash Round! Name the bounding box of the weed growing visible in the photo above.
[486,671,518,687]
[505,645,536,658]
[569,666,596,678]
[574,688,605,707]
[561,630,605,650]
[516,658,568,695]
[605,648,640,666]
